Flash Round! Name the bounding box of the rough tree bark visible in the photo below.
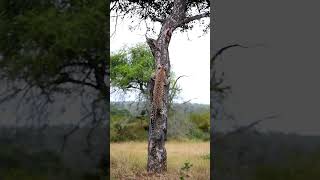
[145,0,209,173]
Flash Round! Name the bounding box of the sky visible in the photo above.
[110,14,210,105]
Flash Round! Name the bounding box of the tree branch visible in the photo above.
[0,84,29,104]
[175,11,210,28]
[169,75,186,103]
[150,16,165,23]
[64,78,98,89]
[0,88,22,104]
[171,75,186,90]
[182,98,198,104]
[52,73,98,90]
[212,43,268,63]
[211,44,249,63]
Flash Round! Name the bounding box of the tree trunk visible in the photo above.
[146,0,188,174]
[146,29,171,173]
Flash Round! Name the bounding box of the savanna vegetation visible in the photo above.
[111,141,209,179]
[110,102,210,142]
[110,101,210,179]
[110,43,210,179]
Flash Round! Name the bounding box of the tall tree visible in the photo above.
[0,0,108,151]
[111,0,210,173]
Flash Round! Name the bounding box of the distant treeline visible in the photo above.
[110,102,210,142]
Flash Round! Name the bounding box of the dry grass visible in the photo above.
[110,141,210,180]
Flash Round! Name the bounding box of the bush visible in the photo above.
[190,112,210,132]
[110,103,210,141]
[111,115,148,142]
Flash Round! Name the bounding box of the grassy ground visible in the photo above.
[110,141,210,180]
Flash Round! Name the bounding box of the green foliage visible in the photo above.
[111,44,154,92]
[0,0,108,132]
[187,127,209,141]
[183,111,210,140]
[110,103,210,142]
[179,161,193,180]
[0,0,107,94]
[110,105,132,117]
[190,112,210,132]
[111,43,182,103]
[110,105,148,142]
[111,119,148,142]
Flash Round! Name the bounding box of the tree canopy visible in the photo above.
[111,0,210,32]
[110,43,182,105]
[0,1,109,153]
[0,0,107,97]
[111,44,154,95]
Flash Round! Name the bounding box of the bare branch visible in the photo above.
[52,73,98,90]
[212,44,249,63]
[212,43,268,63]
[111,9,119,38]
[171,75,187,90]
[0,84,29,104]
[182,98,198,104]
[146,36,158,58]
[110,1,118,11]
[175,12,210,28]
[65,78,98,89]
[169,75,187,103]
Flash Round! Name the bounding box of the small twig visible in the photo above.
[212,43,268,63]
[211,44,249,63]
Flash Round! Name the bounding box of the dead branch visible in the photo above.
[211,44,249,63]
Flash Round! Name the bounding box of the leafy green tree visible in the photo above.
[190,111,210,132]
[110,43,182,106]
[111,44,154,96]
